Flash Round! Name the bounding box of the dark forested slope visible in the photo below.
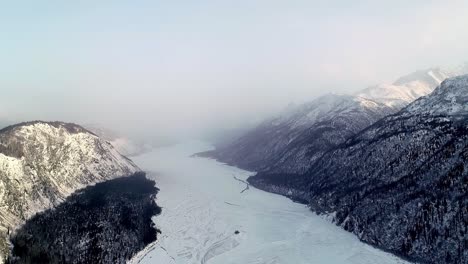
[304,75,468,264]
[204,69,452,201]
[8,173,161,264]
[0,121,141,262]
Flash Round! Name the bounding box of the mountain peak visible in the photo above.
[273,93,392,130]
[436,74,468,96]
[0,121,94,135]
[305,75,468,264]
[0,120,141,260]
[392,68,448,86]
[0,119,140,229]
[356,67,453,108]
[404,74,468,116]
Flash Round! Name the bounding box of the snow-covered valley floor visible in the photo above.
[130,142,409,264]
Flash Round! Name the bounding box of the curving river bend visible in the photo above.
[130,142,409,264]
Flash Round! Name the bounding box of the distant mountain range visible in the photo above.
[200,68,455,175]
[356,68,452,108]
[201,94,395,174]
[0,121,140,263]
[202,67,468,263]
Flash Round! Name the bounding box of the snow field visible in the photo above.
[131,142,409,264]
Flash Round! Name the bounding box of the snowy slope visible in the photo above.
[303,75,468,263]
[0,121,140,263]
[201,67,460,204]
[403,75,468,116]
[201,94,395,175]
[203,67,455,177]
[356,68,453,108]
[130,142,409,264]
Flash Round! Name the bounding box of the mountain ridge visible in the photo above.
[0,121,141,263]
[356,68,452,108]
[200,93,396,174]
[201,66,455,177]
[300,75,468,264]
[204,68,467,263]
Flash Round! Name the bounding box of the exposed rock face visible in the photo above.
[0,121,140,263]
[303,76,468,264]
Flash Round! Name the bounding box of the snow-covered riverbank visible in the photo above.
[131,142,409,264]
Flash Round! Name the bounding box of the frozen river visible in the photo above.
[130,142,408,264]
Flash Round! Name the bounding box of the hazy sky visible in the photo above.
[1,0,467,139]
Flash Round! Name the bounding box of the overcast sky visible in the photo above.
[1,0,467,139]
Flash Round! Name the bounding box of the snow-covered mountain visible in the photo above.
[403,75,468,116]
[200,94,395,174]
[289,75,468,264]
[0,121,140,263]
[201,67,452,177]
[199,67,466,262]
[356,68,453,108]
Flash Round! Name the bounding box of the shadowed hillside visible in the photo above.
[8,173,161,264]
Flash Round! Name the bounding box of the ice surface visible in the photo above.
[130,142,409,264]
